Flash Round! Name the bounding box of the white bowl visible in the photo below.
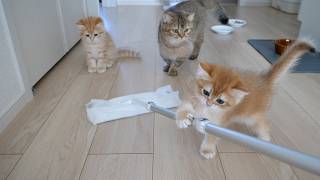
[228,19,247,28]
[210,25,234,35]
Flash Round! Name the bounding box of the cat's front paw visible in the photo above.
[97,67,107,73]
[176,118,192,128]
[88,67,97,73]
[168,68,178,76]
[106,62,113,68]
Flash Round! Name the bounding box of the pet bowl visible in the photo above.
[228,19,247,28]
[275,39,295,55]
[211,25,234,35]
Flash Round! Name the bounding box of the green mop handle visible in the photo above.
[147,102,320,176]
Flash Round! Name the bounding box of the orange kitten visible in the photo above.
[76,17,139,73]
[176,40,315,159]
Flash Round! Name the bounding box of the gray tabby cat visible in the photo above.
[158,0,229,76]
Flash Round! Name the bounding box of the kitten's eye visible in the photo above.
[86,34,90,37]
[94,33,98,36]
[173,29,179,33]
[184,29,190,33]
[202,89,210,97]
[216,98,225,105]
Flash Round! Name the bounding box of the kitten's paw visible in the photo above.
[189,54,198,60]
[176,119,192,128]
[97,67,107,73]
[88,67,97,73]
[168,69,178,76]
[259,133,271,141]
[200,149,216,160]
[106,62,113,68]
[195,119,210,134]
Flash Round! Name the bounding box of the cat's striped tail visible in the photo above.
[266,40,316,84]
[197,0,229,24]
[117,49,140,59]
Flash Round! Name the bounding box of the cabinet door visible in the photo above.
[5,0,66,85]
[58,0,85,51]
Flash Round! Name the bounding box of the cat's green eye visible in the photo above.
[173,29,179,33]
[184,29,190,33]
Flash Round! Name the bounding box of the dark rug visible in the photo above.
[248,39,320,73]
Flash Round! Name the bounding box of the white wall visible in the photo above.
[0,0,33,131]
[298,0,320,49]
[84,0,100,16]
[117,0,161,5]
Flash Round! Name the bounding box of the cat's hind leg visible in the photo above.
[97,59,108,73]
[87,58,97,73]
[248,114,271,141]
[200,134,219,159]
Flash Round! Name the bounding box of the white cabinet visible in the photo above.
[0,0,33,131]
[3,0,84,85]
[58,0,85,51]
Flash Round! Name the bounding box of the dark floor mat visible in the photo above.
[248,39,320,73]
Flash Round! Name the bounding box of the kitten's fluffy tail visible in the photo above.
[117,49,140,59]
[266,39,316,84]
[196,0,229,24]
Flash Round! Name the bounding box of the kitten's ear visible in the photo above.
[197,62,212,80]
[95,22,104,29]
[187,13,195,22]
[76,20,85,31]
[162,12,174,23]
[94,17,104,29]
[230,88,248,103]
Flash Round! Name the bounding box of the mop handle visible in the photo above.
[147,102,320,176]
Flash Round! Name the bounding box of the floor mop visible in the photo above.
[86,85,181,124]
[86,85,320,176]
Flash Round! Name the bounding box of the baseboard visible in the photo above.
[0,91,33,132]
[239,1,271,6]
[117,0,161,6]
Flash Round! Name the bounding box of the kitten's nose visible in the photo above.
[206,100,213,106]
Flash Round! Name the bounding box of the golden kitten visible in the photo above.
[176,40,315,159]
[76,17,139,73]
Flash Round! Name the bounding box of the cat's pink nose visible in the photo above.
[206,101,213,106]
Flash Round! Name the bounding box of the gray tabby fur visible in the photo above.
[158,0,228,76]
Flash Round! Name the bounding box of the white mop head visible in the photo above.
[86,85,182,125]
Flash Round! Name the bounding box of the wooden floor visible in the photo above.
[1,5,320,180]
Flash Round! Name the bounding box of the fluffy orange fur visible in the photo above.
[76,17,139,73]
[176,40,315,159]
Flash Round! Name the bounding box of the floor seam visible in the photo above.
[5,153,22,180]
[5,64,84,179]
[280,86,320,128]
[0,153,23,156]
[78,61,122,180]
[88,153,154,155]
[217,152,227,180]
